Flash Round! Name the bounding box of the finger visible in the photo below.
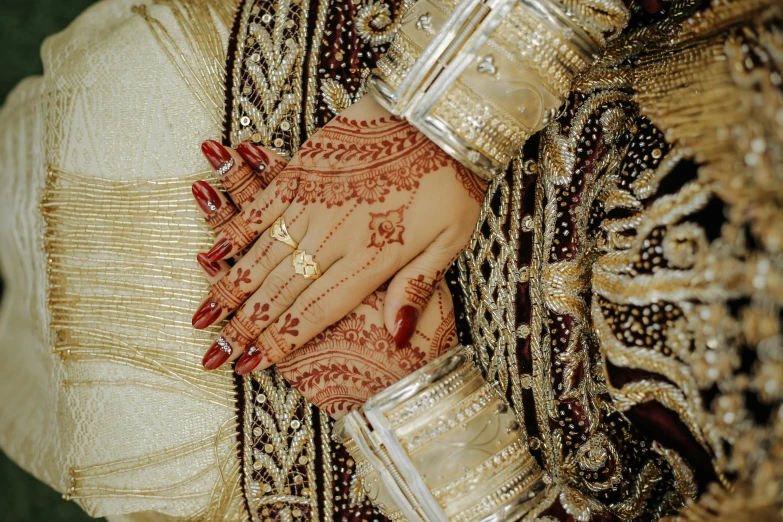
[201,140,265,210]
[191,180,238,233]
[383,232,460,348]
[220,241,340,368]
[235,256,389,373]
[196,253,231,284]
[191,214,308,330]
[236,142,287,191]
[202,172,298,262]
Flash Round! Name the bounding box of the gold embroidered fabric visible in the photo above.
[459,0,783,519]
[0,0,246,519]
[0,0,781,520]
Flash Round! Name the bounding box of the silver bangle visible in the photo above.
[333,345,547,522]
[372,0,600,180]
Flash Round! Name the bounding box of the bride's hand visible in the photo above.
[271,281,456,418]
[190,139,287,283]
[190,144,458,417]
[191,95,485,372]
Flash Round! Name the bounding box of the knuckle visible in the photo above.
[250,241,279,274]
[264,270,298,304]
[298,298,328,327]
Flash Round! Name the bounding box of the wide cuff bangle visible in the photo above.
[333,345,547,522]
[370,0,599,180]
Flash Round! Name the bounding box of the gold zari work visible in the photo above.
[42,167,246,520]
[459,0,783,519]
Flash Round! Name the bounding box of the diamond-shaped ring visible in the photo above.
[291,249,321,280]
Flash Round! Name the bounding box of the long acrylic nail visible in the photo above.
[192,298,222,329]
[203,337,232,370]
[237,142,269,172]
[235,344,265,375]
[393,306,420,349]
[205,238,232,261]
[197,253,222,277]
[201,140,234,175]
[192,181,222,214]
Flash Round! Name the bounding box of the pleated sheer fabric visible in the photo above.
[0,0,247,519]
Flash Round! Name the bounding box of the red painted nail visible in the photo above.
[393,306,420,349]
[192,298,222,329]
[205,238,232,261]
[237,142,269,171]
[192,181,222,215]
[197,253,222,277]
[201,140,233,171]
[235,344,265,375]
[203,337,232,370]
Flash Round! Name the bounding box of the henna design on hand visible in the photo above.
[275,287,457,418]
[248,302,270,323]
[234,268,252,286]
[229,302,271,345]
[404,275,437,308]
[211,275,251,310]
[220,164,265,208]
[279,313,300,336]
[368,206,406,248]
[455,163,488,204]
[205,202,237,231]
[283,116,450,208]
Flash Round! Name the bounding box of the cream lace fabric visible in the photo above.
[0,0,245,519]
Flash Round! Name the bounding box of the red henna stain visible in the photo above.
[220,164,263,208]
[222,321,255,350]
[455,163,488,204]
[368,206,405,249]
[234,268,252,287]
[248,302,270,323]
[279,314,300,337]
[404,275,436,308]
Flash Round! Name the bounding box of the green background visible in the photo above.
[1,0,104,520]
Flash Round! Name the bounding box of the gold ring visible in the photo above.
[270,216,299,249]
[292,249,321,280]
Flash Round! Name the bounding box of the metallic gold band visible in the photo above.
[270,216,299,249]
[292,249,321,280]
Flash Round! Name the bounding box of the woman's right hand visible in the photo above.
[193,140,458,418]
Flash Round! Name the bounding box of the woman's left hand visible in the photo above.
[192,95,486,372]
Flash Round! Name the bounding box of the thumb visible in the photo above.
[384,234,458,349]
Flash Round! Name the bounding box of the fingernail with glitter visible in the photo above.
[205,238,233,261]
[192,180,221,215]
[237,142,268,172]
[393,306,419,349]
[201,140,234,176]
[197,253,222,277]
[235,344,265,375]
[192,298,222,329]
[203,337,233,370]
